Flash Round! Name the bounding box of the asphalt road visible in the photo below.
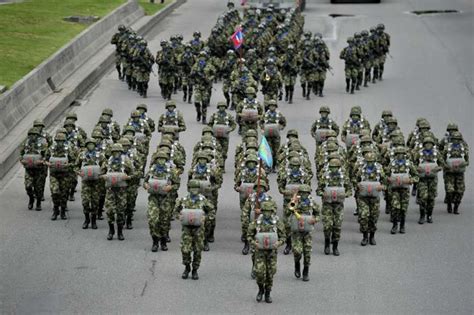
[0,0,472,313]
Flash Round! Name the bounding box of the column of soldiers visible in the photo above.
[340,24,391,94]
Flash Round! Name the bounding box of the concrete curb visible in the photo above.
[0,0,186,180]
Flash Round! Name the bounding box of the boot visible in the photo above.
[51,205,59,220]
[117,223,124,241]
[345,79,350,93]
[91,214,97,229]
[35,199,42,211]
[426,208,433,223]
[187,91,193,104]
[361,232,368,246]
[208,226,215,243]
[265,289,272,303]
[391,221,398,234]
[302,265,309,282]
[447,201,453,213]
[82,213,90,229]
[319,82,324,97]
[324,237,330,255]
[454,203,460,215]
[151,236,159,252]
[160,237,168,251]
[399,216,406,234]
[369,232,376,245]
[283,237,292,255]
[412,184,417,196]
[182,264,191,279]
[242,241,250,255]
[350,83,355,94]
[353,208,359,216]
[201,112,207,124]
[306,88,310,100]
[60,207,67,220]
[332,241,340,256]
[256,285,264,302]
[97,208,104,220]
[418,208,425,224]
[183,90,187,102]
[203,240,209,251]
[28,193,34,210]
[126,215,133,229]
[284,86,289,102]
[294,260,301,278]
[302,84,306,97]
[241,233,246,242]
[289,88,293,104]
[191,268,199,280]
[107,223,115,240]
[195,103,201,122]
[166,234,171,243]
[68,190,75,202]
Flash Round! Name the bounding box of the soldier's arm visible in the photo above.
[247,222,257,245]
[409,164,419,184]
[229,115,237,131]
[178,114,186,132]
[276,219,286,243]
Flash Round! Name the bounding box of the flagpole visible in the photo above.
[255,158,263,219]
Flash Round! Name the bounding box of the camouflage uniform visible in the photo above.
[156,40,176,100]
[259,59,283,103]
[279,44,300,103]
[299,42,318,100]
[157,100,186,140]
[310,106,340,156]
[208,102,237,163]
[191,52,216,124]
[63,119,84,202]
[133,39,154,98]
[178,44,196,103]
[236,87,263,135]
[221,50,238,108]
[231,66,258,111]
[340,37,362,94]
[259,100,286,171]
[110,25,128,80]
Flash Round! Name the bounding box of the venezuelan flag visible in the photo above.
[258,136,273,168]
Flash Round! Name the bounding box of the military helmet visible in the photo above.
[28,127,40,135]
[326,130,337,138]
[246,87,256,95]
[423,136,435,145]
[63,119,75,127]
[154,150,169,160]
[326,142,339,151]
[193,31,201,37]
[33,119,45,127]
[394,146,407,154]
[289,157,301,166]
[123,125,135,134]
[299,184,312,193]
[196,151,210,162]
[66,113,78,120]
[159,140,172,149]
[328,158,342,167]
[319,106,330,113]
[136,103,148,111]
[447,123,458,131]
[54,133,66,141]
[365,152,377,162]
[354,32,361,39]
[287,44,295,50]
[267,99,277,107]
[390,129,403,138]
[99,115,111,123]
[360,135,372,144]
[246,141,259,150]
[245,129,258,138]
[85,138,96,146]
[350,106,362,116]
[165,100,176,108]
[118,24,126,32]
[419,120,431,129]
[188,179,201,189]
[287,129,299,138]
[202,126,214,135]
[304,31,312,37]
[111,143,123,152]
[451,131,463,140]
[102,108,113,116]
[361,30,369,36]
[347,37,354,43]
[370,27,377,33]
[131,110,141,118]
[254,179,268,190]
[377,23,385,30]
[245,155,259,164]
[92,130,103,139]
[385,116,398,125]
[261,200,276,212]
[227,49,235,56]
[118,138,131,146]
[216,101,227,108]
[381,110,393,117]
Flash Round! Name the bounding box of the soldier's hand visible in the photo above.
[143,183,150,190]
[163,185,172,192]
[20,160,26,165]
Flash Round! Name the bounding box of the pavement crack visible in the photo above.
[140,281,148,297]
[149,259,157,279]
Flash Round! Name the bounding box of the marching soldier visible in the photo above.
[259,100,286,171]
[208,101,237,165]
[191,51,216,124]
[157,100,187,139]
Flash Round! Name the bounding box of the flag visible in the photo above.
[240,0,248,5]
[230,27,244,50]
[258,136,273,168]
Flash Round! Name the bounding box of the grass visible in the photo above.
[138,0,169,15]
[0,0,125,89]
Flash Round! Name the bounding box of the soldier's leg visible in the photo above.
[265,252,277,303]
[201,91,210,124]
[322,203,333,255]
[181,228,192,279]
[160,198,174,249]
[50,176,61,219]
[417,180,428,224]
[332,203,344,255]
[81,183,92,229]
[358,198,369,246]
[191,227,205,279]
[373,58,379,82]
[105,190,116,240]
[390,190,401,234]
[194,88,202,122]
[24,170,35,210]
[116,190,127,240]
[399,189,410,233]
[364,62,371,87]
[302,233,312,281]
[345,68,351,93]
[292,232,303,278]
[283,205,292,255]
[453,174,465,214]
[426,178,437,223]
[319,72,326,97]
[223,82,231,108]
[356,66,363,89]
[379,55,386,80]
[147,195,160,251]
[350,69,357,94]
[39,167,48,201]
[254,250,266,300]
[187,84,193,104]
[300,73,307,97]
[368,198,380,245]
[98,180,106,220]
[115,58,122,79]
[59,177,69,219]
[32,170,44,210]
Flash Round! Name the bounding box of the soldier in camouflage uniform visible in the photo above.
[260,58,283,103]
[279,44,299,104]
[360,30,374,87]
[135,104,155,133]
[290,184,320,282]
[375,24,390,81]
[313,38,330,97]
[63,119,84,202]
[133,39,154,98]
[340,37,361,94]
[278,157,311,255]
[441,132,469,214]
[144,151,180,252]
[48,133,77,220]
[341,106,371,149]
[299,41,318,100]
[191,51,216,123]
[32,119,53,201]
[385,146,419,234]
[413,137,444,224]
[157,100,186,139]
[208,101,237,165]
[231,66,258,111]
[237,87,263,135]
[75,138,106,229]
[310,106,340,155]
[110,25,127,80]
[221,50,238,108]
[247,199,285,303]
[99,108,121,142]
[104,144,133,241]
[372,110,394,143]
[65,113,87,140]
[178,43,196,103]
[175,180,214,280]
[260,100,286,172]
[156,40,176,100]
[20,128,50,210]
[90,129,110,220]
[317,158,352,256]
[122,32,138,91]
[354,152,386,246]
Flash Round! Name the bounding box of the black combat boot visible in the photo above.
[332,241,340,256]
[183,89,187,102]
[426,207,433,223]
[350,83,355,94]
[346,79,350,92]
[319,82,324,97]
[27,190,34,210]
[294,260,301,278]
[283,237,292,255]
[51,206,59,221]
[265,289,272,303]
[117,223,124,241]
[126,215,133,229]
[284,86,289,102]
[289,88,294,104]
[361,232,369,246]
[187,88,193,104]
[107,223,115,240]
[208,225,215,243]
[369,232,376,245]
[412,183,417,196]
[91,214,97,229]
[82,213,90,229]
[447,201,453,213]
[201,111,207,124]
[60,207,67,220]
[160,237,168,251]
[324,237,331,255]
[391,220,398,234]
[306,88,310,100]
[453,202,460,215]
[302,84,306,97]
[182,264,191,279]
[151,236,159,252]
[69,189,75,202]
[241,233,246,242]
[166,233,171,243]
[256,285,264,302]
[242,241,250,255]
[194,103,201,121]
[418,208,425,224]
[399,215,406,234]
[302,265,309,282]
[35,198,42,211]
[191,268,199,280]
[203,240,210,251]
